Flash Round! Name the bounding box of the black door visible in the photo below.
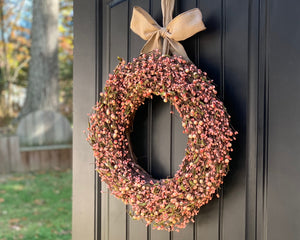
[72,0,300,239]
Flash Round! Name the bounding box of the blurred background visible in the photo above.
[0,0,73,239]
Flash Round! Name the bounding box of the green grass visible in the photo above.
[0,170,72,240]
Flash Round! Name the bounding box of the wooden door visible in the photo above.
[72,0,300,239]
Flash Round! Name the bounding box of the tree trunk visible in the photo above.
[19,0,59,118]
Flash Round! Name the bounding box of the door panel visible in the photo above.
[100,0,248,239]
[222,0,248,239]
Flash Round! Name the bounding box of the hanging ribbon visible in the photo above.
[130,0,206,61]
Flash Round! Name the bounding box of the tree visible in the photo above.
[19,0,59,118]
[0,0,31,121]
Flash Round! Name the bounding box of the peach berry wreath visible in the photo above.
[87,50,237,231]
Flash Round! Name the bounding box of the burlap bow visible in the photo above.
[130,0,206,61]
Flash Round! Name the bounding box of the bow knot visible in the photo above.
[159,27,169,38]
[130,3,206,62]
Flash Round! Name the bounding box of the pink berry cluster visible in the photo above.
[87,50,237,231]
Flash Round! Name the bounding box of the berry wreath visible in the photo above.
[87,50,237,231]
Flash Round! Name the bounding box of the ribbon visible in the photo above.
[130,0,206,61]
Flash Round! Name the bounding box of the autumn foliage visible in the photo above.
[0,0,73,127]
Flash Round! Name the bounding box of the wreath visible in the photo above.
[87,0,236,232]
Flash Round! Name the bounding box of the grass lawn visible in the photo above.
[0,170,72,240]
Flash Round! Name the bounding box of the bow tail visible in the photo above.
[167,38,191,62]
[140,32,163,55]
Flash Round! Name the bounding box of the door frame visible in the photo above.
[72,0,102,239]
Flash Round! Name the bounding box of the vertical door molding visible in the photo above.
[73,0,101,239]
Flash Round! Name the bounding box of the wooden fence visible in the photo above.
[0,136,72,174]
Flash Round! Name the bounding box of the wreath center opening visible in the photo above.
[130,96,187,180]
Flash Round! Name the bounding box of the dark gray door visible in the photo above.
[72,0,300,239]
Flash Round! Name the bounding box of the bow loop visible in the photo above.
[130,6,161,41]
[130,2,206,61]
[167,8,206,41]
